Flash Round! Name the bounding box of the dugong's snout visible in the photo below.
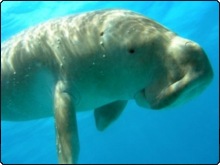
[135,37,213,110]
[152,39,213,109]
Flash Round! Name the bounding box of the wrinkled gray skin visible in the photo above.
[1,9,213,164]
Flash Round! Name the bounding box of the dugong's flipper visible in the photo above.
[54,81,79,164]
[94,100,127,131]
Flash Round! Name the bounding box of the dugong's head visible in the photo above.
[99,10,213,110]
[134,34,213,109]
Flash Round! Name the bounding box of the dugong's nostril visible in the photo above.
[185,41,201,52]
[185,41,192,47]
[185,41,197,48]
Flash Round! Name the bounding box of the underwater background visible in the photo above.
[1,1,219,164]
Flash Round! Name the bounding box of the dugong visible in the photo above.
[1,9,213,164]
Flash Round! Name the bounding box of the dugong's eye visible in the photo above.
[100,32,104,36]
[128,48,135,54]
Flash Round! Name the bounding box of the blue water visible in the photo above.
[1,1,219,164]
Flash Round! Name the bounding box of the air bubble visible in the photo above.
[36,63,42,67]
[100,71,104,75]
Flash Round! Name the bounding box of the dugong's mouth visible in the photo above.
[134,69,213,110]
